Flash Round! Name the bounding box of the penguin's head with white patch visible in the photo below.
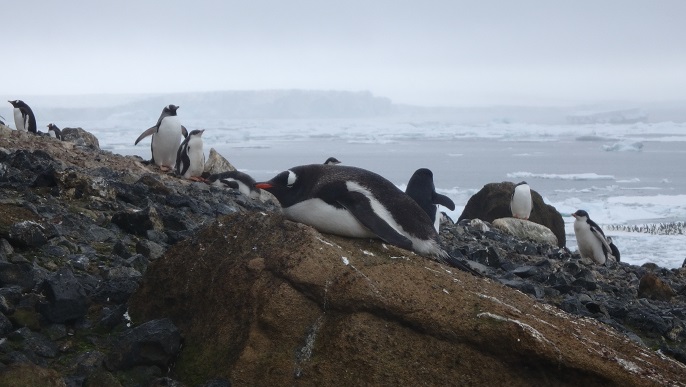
[324,157,341,165]
[188,129,205,138]
[255,168,309,208]
[163,104,180,115]
[572,209,589,220]
[8,100,21,108]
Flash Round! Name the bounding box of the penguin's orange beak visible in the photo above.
[254,182,272,189]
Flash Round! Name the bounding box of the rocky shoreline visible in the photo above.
[0,126,685,386]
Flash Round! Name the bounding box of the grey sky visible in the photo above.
[4,0,685,106]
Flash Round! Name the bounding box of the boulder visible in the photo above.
[37,267,90,323]
[492,218,558,246]
[111,205,164,237]
[129,211,683,386]
[638,273,676,301]
[61,127,100,150]
[458,182,566,247]
[105,318,181,371]
[203,148,236,175]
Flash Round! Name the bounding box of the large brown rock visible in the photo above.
[458,182,566,247]
[129,212,683,386]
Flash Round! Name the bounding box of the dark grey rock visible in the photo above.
[68,254,90,271]
[105,318,181,371]
[37,267,90,323]
[71,350,107,375]
[98,304,128,330]
[136,239,165,260]
[8,221,48,248]
[111,240,132,258]
[0,312,12,335]
[0,261,36,291]
[92,278,140,304]
[111,206,163,236]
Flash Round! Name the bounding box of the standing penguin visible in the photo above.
[572,210,616,264]
[405,168,455,232]
[8,100,37,133]
[47,123,62,140]
[510,181,533,219]
[254,164,478,275]
[175,129,206,181]
[134,104,188,171]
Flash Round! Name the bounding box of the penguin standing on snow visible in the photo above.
[47,124,62,140]
[572,210,618,264]
[8,100,37,133]
[175,129,206,181]
[405,168,455,232]
[510,181,533,219]
[134,104,188,171]
[255,164,476,274]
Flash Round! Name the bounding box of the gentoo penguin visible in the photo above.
[510,181,533,219]
[572,210,616,264]
[134,104,188,171]
[405,168,455,232]
[8,100,37,133]
[208,170,262,199]
[255,164,476,273]
[47,123,62,140]
[175,129,205,181]
[324,157,341,165]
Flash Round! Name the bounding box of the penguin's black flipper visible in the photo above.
[443,253,483,277]
[181,125,189,138]
[337,192,415,252]
[433,193,456,211]
[135,126,157,145]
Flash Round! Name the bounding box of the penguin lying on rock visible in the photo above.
[256,164,479,275]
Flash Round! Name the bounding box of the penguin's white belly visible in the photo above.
[574,223,606,264]
[511,188,532,219]
[284,199,377,238]
[152,117,182,167]
[432,205,440,232]
[13,108,25,131]
[183,138,205,178]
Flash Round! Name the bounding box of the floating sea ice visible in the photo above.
[602,141,644,152]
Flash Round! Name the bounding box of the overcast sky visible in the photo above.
[4,0,685,106]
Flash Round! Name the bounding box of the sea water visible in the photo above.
[91,118,686,268]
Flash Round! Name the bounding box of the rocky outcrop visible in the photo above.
[458,181,566,247]
[2,128,686,386]
[130,212,686,386]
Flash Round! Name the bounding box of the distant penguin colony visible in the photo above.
[572,210,619,265]
[510,181,533,220]
[134,104,188,171]
[8,100,37,133]
[405,168,455,232]
[175,129,206,181]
